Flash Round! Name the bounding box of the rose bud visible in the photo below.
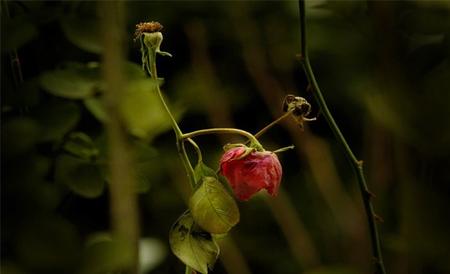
[219,146,282,201]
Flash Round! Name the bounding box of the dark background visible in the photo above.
[2,1,450,274]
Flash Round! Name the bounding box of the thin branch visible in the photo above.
[3,1,25,88]
[145,35,196,189]
[148,50,183,139]
[187,138,202,164]
[254,110,294,139]
[298,1,386,274]
[182,128,261,148]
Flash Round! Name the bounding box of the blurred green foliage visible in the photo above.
[2,1,450,274]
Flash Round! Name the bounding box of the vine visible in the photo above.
[297,1,386,273]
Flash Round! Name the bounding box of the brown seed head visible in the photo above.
[134,21,163,40]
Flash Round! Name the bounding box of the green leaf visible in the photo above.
[61,16,102,54]
[2,117,39,157]
[62,132,99,160]
[135,162,154,193]
[40,64,101,99]
[133,141,158,162]
[189,177,240,234]
[32,100,81,142]
[169,211,219,274]
[133,142,160,193]
[194,161,218,183]
[40,62,148,100]
[92,138,160,194]
[124,61,148,80]
[1,15,38,51]
[119,79,180,140]
[83,97,108,122]
[55,154,105,198]
[80,235,133,274]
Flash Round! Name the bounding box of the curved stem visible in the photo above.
[298,1,386,274]
[148,51,183,138]
[187,138,202,164]
[177,139,195,188]
[182,128,262,148]
[254,109,294,139]
[273,145,295,154]
[147,49,195,188]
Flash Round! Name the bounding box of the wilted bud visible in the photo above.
[219,145,282,201]
[135,21,172,59]
[134,21,163,39]
[143,32,163,52]
[282,94,316,129]
[283,94,311,116]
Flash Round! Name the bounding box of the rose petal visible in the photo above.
[220,147,282,201]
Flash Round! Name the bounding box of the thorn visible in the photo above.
[357,160,364,167]
[295,53,304,60]
[306,84,313,93]
[371,256,381,264]
[366,190,376,199]
[374,214,384,223]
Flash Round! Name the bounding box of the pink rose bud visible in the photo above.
[219,146,282,201]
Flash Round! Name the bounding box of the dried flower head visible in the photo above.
[282,94,316,129]
[134,21,163,40]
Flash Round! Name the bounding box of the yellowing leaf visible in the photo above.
[169,211,219,274]
[189,177,240,234]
